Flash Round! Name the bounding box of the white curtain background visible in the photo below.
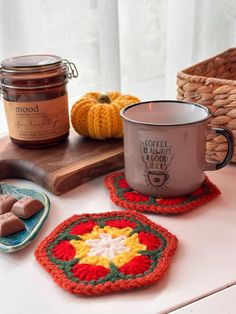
[0,0,236,133]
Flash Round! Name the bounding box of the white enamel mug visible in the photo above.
[120,100,234,197]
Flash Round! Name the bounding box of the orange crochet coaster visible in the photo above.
[35,210,177,296]
[105,172,220,214]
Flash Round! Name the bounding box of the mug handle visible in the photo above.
[204,127,234,171]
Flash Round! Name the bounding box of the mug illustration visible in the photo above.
[148,171,169,187]
[140,139,174,190]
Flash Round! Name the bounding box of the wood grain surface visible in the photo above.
[0,130,124,195]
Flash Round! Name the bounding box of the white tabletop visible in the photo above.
[171,285,236,314]
[1,164,236,314]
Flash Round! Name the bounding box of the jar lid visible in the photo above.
[1,54,62,71]
[0,54,78,92]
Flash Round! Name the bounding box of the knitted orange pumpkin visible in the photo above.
[71,91,140,139]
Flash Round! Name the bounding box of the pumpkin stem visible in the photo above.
[98,94,111,104]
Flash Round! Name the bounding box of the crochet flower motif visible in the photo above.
[105,172,221,214]
[35,211,178,296]
[66,224,147,271]
[85,233,129,259]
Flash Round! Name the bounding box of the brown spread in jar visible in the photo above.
[0,54,78,148]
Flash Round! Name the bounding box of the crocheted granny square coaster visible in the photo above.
[35,210,177,296]
[105,172,221,214]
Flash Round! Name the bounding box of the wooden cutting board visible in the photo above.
[0,130,124,195]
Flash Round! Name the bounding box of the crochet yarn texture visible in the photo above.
[35,210,177,296]
[105,172,221,214]
[71,91,140,139]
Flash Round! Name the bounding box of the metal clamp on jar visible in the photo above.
[0,54,78,148]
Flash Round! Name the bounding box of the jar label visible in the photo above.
[4,94,70,141]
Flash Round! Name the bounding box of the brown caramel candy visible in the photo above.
[12,196,43,219]
[0,195,18,215]
[0,212,25,236]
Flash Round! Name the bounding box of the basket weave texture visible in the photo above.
[177,48,236,163]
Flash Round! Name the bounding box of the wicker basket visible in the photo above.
[177,48,236,163]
